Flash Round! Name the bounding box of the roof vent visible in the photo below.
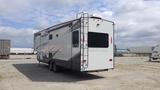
[90,14,102,19]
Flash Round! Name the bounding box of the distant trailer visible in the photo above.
[34,13,114,72]
[0,39,10,59]
[150,45,160,62]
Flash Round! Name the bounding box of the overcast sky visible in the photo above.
[0,0,160,48]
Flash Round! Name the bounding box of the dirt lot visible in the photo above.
[0,56,160,90]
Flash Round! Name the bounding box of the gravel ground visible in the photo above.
[0,56,160,90]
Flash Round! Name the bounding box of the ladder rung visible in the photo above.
[81,25,89,27]
[81,20,89,21]
[82,26,89,27]
[81,22,89,23]
[81,54,88,56]
[81,22,88,23]
[81,25,89,26]
[81,17,89,19]
[81,47,88,48]
[81,33,88,34]
[82,55,88,56]
[81,50,88,51]
[84,54,88,55]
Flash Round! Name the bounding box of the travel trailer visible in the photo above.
[0,39,10,59]
[34,13,114,72]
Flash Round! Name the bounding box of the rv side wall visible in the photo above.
[34,19,81,70]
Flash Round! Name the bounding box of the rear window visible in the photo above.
[88,32,109,48]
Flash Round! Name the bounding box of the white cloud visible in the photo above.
[0,26,37,48]
[0,0,31,21]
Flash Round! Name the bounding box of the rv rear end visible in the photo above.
[80,17,114,71]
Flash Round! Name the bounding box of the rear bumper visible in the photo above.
[151,56,160,59]
[81,68,114,72]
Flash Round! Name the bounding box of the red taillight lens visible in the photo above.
[110,37,112,44]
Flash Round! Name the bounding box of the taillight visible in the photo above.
[110,37,112,44]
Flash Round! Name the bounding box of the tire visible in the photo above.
[149,56,152,62]
[53,62,58,72]
[49,61,53,71]
[149,58,152,62]
[49,60,59,72]
[37,55,40,61]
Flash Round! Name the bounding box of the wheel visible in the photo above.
[149,58,152,62]
[49,61,53,71]
[149,56,152,62]
[37,55,40,61]
[49,60,59,72]
[53,62,58,72]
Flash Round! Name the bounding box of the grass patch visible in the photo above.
[0,75,5,81]
[0,75,2,81]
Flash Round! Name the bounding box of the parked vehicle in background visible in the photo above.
[0,39,10,59]
[150,45,160,62]
[34,12,114,72]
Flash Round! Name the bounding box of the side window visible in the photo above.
[72,31,79,47]
[49,34,52,40]
[49,53,52,58]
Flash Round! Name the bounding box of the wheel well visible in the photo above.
[48,59,55,64]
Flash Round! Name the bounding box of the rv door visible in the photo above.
[71,30,81,70]
[71,30,80,59]
[72,30,80,53]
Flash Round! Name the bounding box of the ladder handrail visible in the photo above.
[79,12,89,69]
[76,12,89,19]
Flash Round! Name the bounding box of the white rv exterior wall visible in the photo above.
[34,20,80,63]
[48,26,72,61]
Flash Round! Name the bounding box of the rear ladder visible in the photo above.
[76,12,89,70]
